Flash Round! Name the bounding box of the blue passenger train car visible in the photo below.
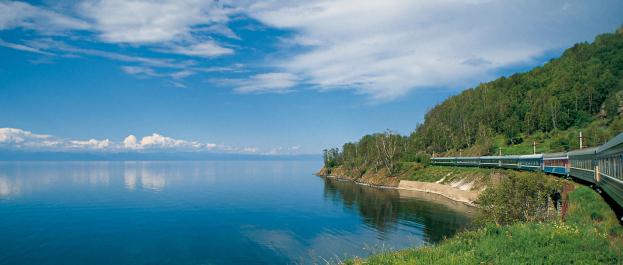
[595,134,623,209]
[518,154,542,171]
[543,152,568,175]
[430,132,623,211]
[568,147,598,184]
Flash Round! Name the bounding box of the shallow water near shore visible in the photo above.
[0,161,474,264]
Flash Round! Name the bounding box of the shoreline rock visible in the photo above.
[319,174,480,207]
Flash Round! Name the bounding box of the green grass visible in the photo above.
[347,186,623,265]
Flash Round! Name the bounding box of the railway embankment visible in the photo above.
[317,164,500,206]
[397,180,479,206]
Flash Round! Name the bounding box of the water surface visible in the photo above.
[0,161,474,264]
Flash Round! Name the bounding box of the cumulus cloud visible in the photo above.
[0,128,282,154]
[69,139,111,149]
[122,135,140,149]
[139,133,203,149]
[123,133,204,150]
[0,128,44,143]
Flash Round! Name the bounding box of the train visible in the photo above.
[431,133,623,210]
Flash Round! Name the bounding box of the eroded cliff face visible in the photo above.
[316,165,400,187]
[316,165,510,205]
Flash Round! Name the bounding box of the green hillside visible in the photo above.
[322,27,623,178]
[415,27,623,156]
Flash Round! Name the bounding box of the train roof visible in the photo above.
[597,132,623,153]
[455,156,480,160]
[543,152,567,158]
[431,157,455,160]
[518,154,543,159]
[479,155,521,159]
[568,146,598,156]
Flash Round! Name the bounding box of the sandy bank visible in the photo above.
[322,174,480,207]
[397,180,480,207]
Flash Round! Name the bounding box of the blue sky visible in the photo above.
[0,0,622,155]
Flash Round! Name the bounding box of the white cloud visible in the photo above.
[120,66,157,77]
[242,147,258,153]
[264,145,304,155]
[120,66,195,81]
[122,135,140,149]
[169,41,234,57]
[77,0,235,58]
[24,38,197,69]
[244,0,623,100]
[0,39,54,56]
[0,1,236,84]
[122,133,203,150]
[139,133,201,149]
[69,139,111,149]
[78,0,231,44]
[0,128,53,147]
[0,1,90,33]
[0,128,213,152]
[169,81,187,88]
[2,0,621,101]
[170,70,195,79]
[232,72,299,94]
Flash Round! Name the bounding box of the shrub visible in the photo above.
[476,171,563,226]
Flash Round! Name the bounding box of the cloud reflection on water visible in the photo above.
[0,175,20,197]
[123,162,167,191]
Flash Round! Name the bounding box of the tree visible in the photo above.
[375,130,403,176]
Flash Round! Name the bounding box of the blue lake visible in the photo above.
[0,161,475,264]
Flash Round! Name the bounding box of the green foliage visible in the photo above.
[347,186,623,265]
[565,186,623,245]
[348,222,620,265]
[325,29,623,176]
[328,130,408,177]
[322,148,341,169]
[476,172,563,225]
[414,29,623,153]
[401,151,430,165]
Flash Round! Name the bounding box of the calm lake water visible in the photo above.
[0,161,475,264]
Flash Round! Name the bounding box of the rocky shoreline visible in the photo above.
[318,173,480,207]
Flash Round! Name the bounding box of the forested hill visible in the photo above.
[415,27,623,155]
[322,27,623,178]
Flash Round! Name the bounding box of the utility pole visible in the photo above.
[499,147,502,156]
[432,151,435,158]
[459,150,462,157]
[579,131,583,149]
[533,141,536,154]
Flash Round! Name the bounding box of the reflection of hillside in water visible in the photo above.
[323,177,475,243]
[323,178,401,231]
